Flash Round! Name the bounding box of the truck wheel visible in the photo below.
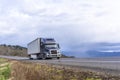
[42,54,46,60]
[37,54,42,60]
[57,57,60,59]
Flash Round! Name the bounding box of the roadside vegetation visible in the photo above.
[0,58,11,80]
[10,60,120,80]
[0,58,120,80]
[11,61,103,80]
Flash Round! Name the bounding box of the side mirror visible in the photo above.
[57,44,60,49]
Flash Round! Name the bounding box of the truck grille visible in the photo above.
[51,50,57,54]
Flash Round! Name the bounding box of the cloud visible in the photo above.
[0,0,120,53]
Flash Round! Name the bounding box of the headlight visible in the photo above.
[57,50,60,53]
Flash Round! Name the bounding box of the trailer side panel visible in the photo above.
[27,38,40,55]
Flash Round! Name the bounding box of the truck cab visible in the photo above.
[40,38,61,59]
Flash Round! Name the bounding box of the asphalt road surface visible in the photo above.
[0,55,120,75]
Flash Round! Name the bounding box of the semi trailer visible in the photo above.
[27,38,61,59]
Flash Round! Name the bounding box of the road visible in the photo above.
[0,55,120,75]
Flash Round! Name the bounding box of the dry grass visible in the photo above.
[1,58,120,80]
[10,61,120,80]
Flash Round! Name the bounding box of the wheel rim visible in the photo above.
[42,54,46,59]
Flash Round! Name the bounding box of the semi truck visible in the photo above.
[27,38,61,59]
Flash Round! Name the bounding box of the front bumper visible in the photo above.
[46,53,61,58]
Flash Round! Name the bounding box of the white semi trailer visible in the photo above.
[27,38,61,59]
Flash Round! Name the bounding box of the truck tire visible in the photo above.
[57,57,60,59]
[42,54,46,60]
[37,54,42,60]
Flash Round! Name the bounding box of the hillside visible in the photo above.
[0,44,27,57]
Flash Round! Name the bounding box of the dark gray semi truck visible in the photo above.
[27,38,61,59]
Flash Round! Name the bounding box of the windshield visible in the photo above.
[45,44,58,49]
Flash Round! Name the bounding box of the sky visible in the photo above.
[0,0,120,53]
